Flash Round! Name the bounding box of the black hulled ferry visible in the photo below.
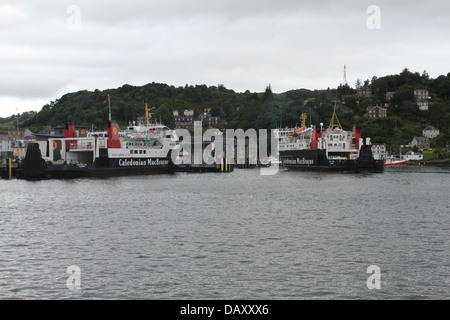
[17,104,179,180]
[274,108,384,173]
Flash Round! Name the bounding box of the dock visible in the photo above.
[0,160,18,179]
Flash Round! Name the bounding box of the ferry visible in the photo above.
[17,102,179,180]
[274,104,384,173]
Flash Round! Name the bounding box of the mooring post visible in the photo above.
[8,158,12,180]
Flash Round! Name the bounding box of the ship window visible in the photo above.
[139,150,143,154]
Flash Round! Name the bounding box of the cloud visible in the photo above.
[1,0,450,117]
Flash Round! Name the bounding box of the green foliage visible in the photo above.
[8,68,450,152]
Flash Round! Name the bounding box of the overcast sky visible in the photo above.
[1,0,449,117]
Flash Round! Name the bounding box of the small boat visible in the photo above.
[384,158,408,166]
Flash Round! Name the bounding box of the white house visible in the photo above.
[414,89,431,111]
[0,135,11,152]
[371,143,387,159]
[403,151,423,161]
[0,135,11,161]
[422,126,440,139]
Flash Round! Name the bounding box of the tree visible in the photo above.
[210,106,222,117]
[428,102,445,128]
[263,85,274,103]
[155,104,175,128]
[399,67,413,85]
[390,85,415,110]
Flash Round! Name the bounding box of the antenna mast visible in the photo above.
[343,65,348,86]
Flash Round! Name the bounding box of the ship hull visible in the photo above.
[280,148,384,173]
[385,159,408,166]
[17,161,172,180]
[17,143,174,180]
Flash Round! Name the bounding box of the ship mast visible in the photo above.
[328,101,343,130]
[145,100,150,127]
[300,113,308,128]
[108,95,112,121]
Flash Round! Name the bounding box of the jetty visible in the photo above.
[0,159,17,180]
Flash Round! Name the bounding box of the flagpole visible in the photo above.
[108,95,111,121]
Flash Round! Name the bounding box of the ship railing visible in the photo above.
[67,143,94,151]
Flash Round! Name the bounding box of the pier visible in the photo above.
[173,136,234,173]
[0,159,17,180]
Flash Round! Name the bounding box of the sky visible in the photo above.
[1,0,450,117]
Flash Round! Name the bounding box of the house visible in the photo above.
[385,91,395,101]
[365,106,387,118]
[173,109,195,130]
[357,87,372,99]
[0,135,10,152]
[199,108,228,129]
[0,135,12,161]
[414,89,429,100]
[371,143,387,160]
[414,89,431,111]
[11,140,27,160]
[416,100,429,111]
[422,126,440,139]
[371,143,386,154]
[0,128,34,140]
[410,137,430,149]
[403,151,423,161]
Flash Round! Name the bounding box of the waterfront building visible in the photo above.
[0,135,12,161]
[11,140,27,160]
[403,151,423,161]
[371,143,387,154]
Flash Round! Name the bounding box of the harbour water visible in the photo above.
[0,166,449,300]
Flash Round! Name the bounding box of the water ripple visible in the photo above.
[1,167,449,299]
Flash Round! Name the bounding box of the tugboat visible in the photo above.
[274,104,384,173]
[17,101,179,180]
